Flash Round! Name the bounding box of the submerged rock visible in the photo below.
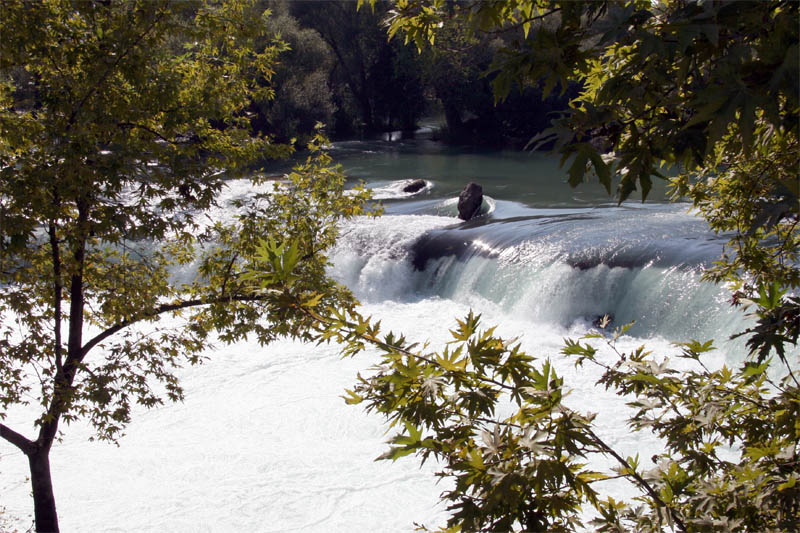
[402,179,427,193]
[410,230,473,271]
[457,182,483,221]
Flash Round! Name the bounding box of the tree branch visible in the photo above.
[38,197,91,448]
[219,252,240,297]
[586,427,687,532]
[116,122,181,145]
[0,423,36,456]
[302,305,519,393]
[48,221,63,374]
[484,8,562,36]
[79,293,272,358]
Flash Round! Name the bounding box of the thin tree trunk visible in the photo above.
[28,449,59,533]
[26,198,89,533]
[318,30,375,133]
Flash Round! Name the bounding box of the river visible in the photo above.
[1,137,747,532]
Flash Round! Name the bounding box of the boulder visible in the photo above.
[457,182,483,221]
[402,179,427,193]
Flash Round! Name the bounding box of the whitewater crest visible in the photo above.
[330,202,746,345]
[330,215,454,302]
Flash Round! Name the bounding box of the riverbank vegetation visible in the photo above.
[242,0,576,146]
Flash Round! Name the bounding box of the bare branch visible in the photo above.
[0,423,36,456]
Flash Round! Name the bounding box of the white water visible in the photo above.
[1,324,446,532]
[1,298,725,532]
[1,149,746,531]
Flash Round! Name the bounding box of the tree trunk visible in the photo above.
[441,99,466,142]
[28,449,59,533]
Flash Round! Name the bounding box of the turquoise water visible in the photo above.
[331,138,673,208]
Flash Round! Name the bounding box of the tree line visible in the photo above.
[249,0,574,146]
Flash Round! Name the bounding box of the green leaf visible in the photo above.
[567,149,590,188]
[628,373,661,385]
[777,475,797,491]
[302,293,324,308]
[343,389,363,405]
[639,173,652,202]
[587,149,612,194]
[741,361,768,380]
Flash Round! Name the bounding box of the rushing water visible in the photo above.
[2,138,748,532]
[328,137,745,346]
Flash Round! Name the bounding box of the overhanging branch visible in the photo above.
[79,293,272,358]
[586,427,687,532]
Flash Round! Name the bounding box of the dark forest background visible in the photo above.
[251,0,574,147]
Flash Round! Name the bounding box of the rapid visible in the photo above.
[1,137,748,532]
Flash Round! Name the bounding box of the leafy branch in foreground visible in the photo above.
[295,301,797,532]
[567,333,799,532]
[256,226,798,531]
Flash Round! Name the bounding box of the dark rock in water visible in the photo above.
[458,182,483,221]
[568,255,645,271]
[411,231,473,270]
[403,179,427,193]
[410,225,500,271]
